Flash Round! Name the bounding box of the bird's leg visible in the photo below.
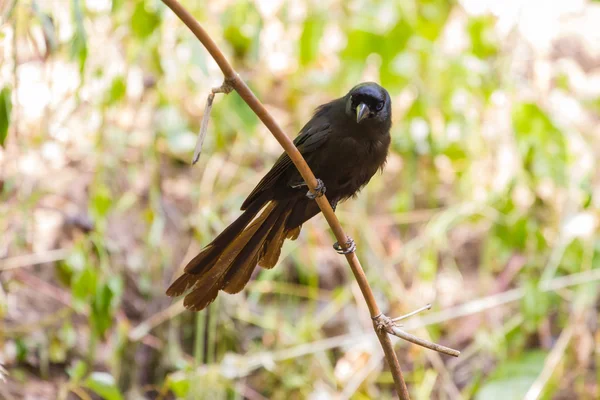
[306,178,326,200]
[333,236,356,254]
[291,179,326,199]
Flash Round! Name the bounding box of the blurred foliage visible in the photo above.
[0,87,11,147]
[475,351,546,399]
[1,0,600,399]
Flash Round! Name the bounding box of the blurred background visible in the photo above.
[2,0,600,398]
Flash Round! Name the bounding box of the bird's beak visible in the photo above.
[356,103,369,123]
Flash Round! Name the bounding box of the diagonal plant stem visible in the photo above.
[160,1,458,397]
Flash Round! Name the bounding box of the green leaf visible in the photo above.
[512,102,568,184]
[15,338,28,362]
[90,184,113,220]
[168,374,190,397]
[299,14,325,66]
[211,91,259,146]
[49,335,68,363]
[90,277,122,337]
[71,0,87,74]
[84,372,124,400]
[414,0,451,42]
[418,247,438,281]
[521,280,551,330]
[476,351,546,400]
[477,377,538,400]
[112,0,124,13]
[71,266,98,311]
[382,18,412,61]
[90,288,113,337]
[222,1,262,60]
[67,360,88,383]
[0,87,12,147]
[105,76,127,105]
[131,2,161,39]
[468,16,499,59]
[342,29,382,61]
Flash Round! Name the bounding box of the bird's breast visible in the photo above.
[314,134,389,199]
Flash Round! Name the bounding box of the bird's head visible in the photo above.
[345,82,391,126]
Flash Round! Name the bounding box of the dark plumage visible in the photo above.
[167,82,392,310]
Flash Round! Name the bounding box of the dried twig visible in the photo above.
[160,1,459,397]
[523,287,597,400]
[128,300,185,341]
[12,269,81,311]
[389,327,460,357]
[392,304,432,322]
[192,80,235,164]
[0,248,71,271]
[373,313,460,357]
[523,322,574,400]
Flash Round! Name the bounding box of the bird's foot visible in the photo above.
[306,179,326,200]
[333,236,356,254]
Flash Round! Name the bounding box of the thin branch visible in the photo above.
[12,269,83,312]
[0,248,71,271]
[524,289,595,400]
[523,322,574,400]
[409,267,600,330]
[421,336,463,399]
[160,1,458,397]
[192,80,235,164]
[389,327,460,357]
[128,300,185,342]
[392,304,432,323]
[375,328,410,397]
[374,314,460,357]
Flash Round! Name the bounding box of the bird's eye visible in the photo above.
[375,101,384,111]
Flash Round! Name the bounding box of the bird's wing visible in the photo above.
[241,122,331,210]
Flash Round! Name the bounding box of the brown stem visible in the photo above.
[389,327,461,357]
[375,326,411,398]
[161,0,411,396]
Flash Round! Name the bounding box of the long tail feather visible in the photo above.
[221,202,286,294]
[166,197,266,298]
[258,206,294,269]
[178,202,276,310]
[167,196,304,311]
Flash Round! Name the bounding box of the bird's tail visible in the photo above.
[166,199,300,311]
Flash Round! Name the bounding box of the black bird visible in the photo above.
[167,82,392,310]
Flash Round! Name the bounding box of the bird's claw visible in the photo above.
[333,236,356,254]
[306,179,326,200]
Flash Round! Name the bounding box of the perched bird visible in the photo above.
[167,82,392,311]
